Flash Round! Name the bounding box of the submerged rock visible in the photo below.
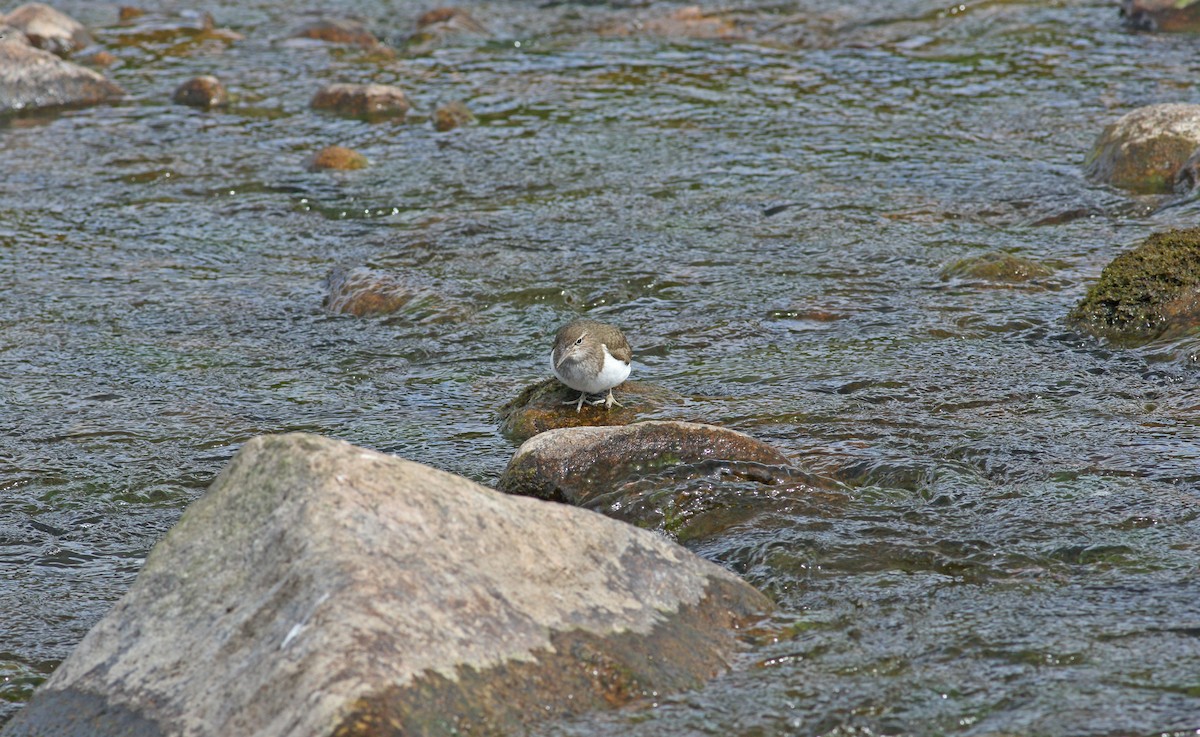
[602,6,743,40]
[940,251,1054,283]
[311,82,409,121]
[432,100,474,131]
[322,266,468,323]
[171,74,228,108]
[0,433,770,737]
[0,30,124,114]
[498,377,683,442]
[498,420,793,505]
[1069,228,1200,343]
[309,145,367,171]
[3,3,90,55]
[1121,0,1200,31]
[291,18,380,47]
[1084,103,1200,193]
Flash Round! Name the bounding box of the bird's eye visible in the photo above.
[574,337,584,345]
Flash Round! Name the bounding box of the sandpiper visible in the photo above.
[549,318,632,412]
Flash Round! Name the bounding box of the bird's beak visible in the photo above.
[554,348,570,369]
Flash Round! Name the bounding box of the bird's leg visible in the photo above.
[603,389,622,409]
[561,392,589,412]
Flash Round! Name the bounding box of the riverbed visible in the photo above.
[2,0,1199,733]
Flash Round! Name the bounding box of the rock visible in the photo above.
[940,251,1054,283]
[498,420,794,505]
[498,377,684,443]
[171,74,228,108]
[311,82,409,121]
[118,6,145,22]
[603,6,743,40]
[432,100,473,131]
[3,3,90,55]
[109,10,243,48]
[292,18,380,47]
[309,145,367,171]
[405,7,487,50]
[1174,147,1200,193]
[1121,0,1200,31]
[0,31,124,115]
[77,49,116,67]
[0,433,771,737]
[1069,228,1200,343]
[1084,103,1200,193]
[321,267,468,323]
[415,7,487,34]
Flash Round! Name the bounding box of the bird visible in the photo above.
[549,318,632,412]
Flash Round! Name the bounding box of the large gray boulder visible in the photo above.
[0,29,123,114]
[1,433,770,737]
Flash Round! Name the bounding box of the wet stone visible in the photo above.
[497,377,684,443]
[3,3,90,55]
[1121,0,1200,32]
[1069,228,1200,344]
[311,82,409,121]
[309,145,367,171]
[0,29,124,115]
[0,433,771,737]
[171,75,228,108]
[497,420,796,506]
[940,251,1054,283]
[433,100,474,131]
[1084,103,1200,194]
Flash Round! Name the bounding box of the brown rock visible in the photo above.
[77,49,116,67]
[416,7,487,34]
[0,31,124,114]
[432,100,473,131]
[0,433,771,737]
[498,377,685,442]
[1084,103,1200,194]
[309,145,367,171]
[292,18,380,47]
[498,420,794,505]
[3,3,90,55]
[323,266,410,316]
[940,251,1054,283]
[118,6,145,22]
[311,82,409,121]
[1121,0,1200,31]
[603,5,743,40]
[171,74,228,108]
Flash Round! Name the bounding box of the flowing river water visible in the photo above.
[2,0,1200,733]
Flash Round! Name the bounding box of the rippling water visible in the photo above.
[3,0,1200,732]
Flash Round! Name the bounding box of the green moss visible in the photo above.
[1069,228,1200,342]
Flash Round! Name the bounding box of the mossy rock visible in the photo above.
[1069,228,1200,343]
[1083,104,1200,194]
[941,251,1054,283]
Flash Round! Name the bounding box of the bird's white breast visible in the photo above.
[550,345,630,394]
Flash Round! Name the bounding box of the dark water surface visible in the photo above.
[3,0,1200,733]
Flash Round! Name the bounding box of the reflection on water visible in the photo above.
[3,0,1200,731]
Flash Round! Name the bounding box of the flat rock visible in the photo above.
[498,377,684,442]
[1069,228,1200,344]
[433,100,474,131]
[3,3,90,55]
[498,420,794,505]
[1121,0,1200,31]
[0,30,124,114]
[1084,103,1200,193]
[0,433,770,737]
[311,82,409,121]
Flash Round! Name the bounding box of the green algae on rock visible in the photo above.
[1069,228,1200,343]
[498,377,683,442]
[1121,0,1200,32]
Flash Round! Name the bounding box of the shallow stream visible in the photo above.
[3,0,1200,733]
